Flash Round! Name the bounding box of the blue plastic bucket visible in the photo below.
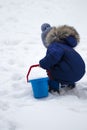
[29,77,49,98]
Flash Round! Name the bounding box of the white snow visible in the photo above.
[0,0,87,130]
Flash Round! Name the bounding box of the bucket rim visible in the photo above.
[28,77,48,83]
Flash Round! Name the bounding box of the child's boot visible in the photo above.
[48,79,60,93]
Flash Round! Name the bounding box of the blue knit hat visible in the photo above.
[41,23,52,48]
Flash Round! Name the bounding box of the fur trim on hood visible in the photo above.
[46,25,80,46]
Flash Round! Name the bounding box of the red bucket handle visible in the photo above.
[26,64,40,82]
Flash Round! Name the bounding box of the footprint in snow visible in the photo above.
[8,59,16,66]
[0,118,17,130]
[0,100,9,111]
[12,73,23,81]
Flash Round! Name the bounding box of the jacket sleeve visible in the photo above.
[65,36,77,47]
[39,44,64,70]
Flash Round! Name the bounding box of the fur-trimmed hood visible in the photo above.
[46,25,80,47]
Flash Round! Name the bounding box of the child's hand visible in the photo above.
[41,23,51,32]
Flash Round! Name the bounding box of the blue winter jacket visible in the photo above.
[39,36,85,84]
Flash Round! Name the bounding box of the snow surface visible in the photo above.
[0,0,87,130]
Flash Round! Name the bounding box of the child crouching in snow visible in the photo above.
[39,23,85,93]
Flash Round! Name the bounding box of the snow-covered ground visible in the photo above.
[0,0,87,130]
